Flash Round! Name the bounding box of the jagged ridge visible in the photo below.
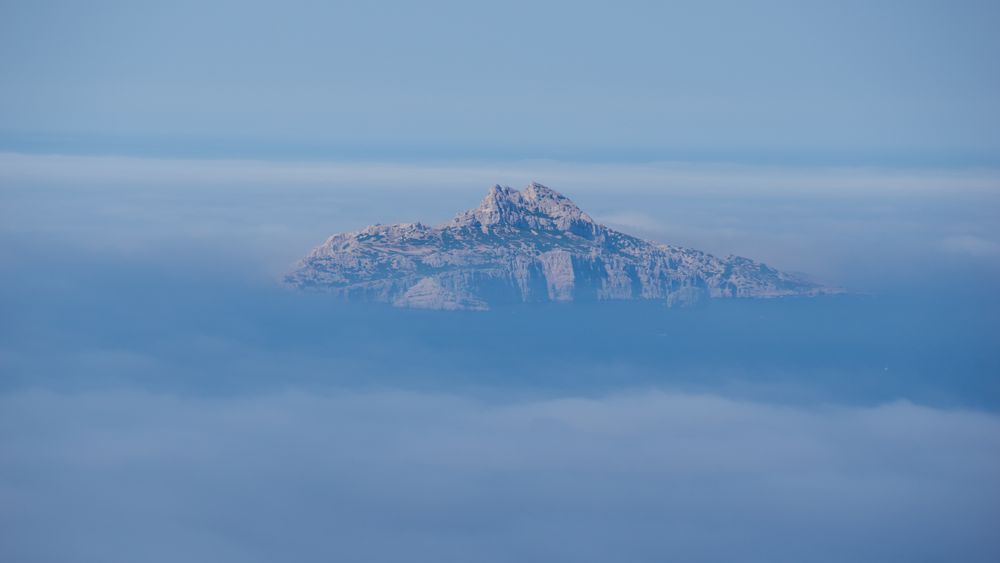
[285,182,839,310]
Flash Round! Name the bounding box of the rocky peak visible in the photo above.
[452,182,598,237]
[522,181,564,201]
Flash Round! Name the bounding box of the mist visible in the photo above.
[4,0,998,559]
[2,154,999,561]
[3,389,999,563]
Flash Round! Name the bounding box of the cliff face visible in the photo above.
[285,182,837,310]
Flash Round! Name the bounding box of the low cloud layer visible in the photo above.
[941,234,1000,257]
[3,152,999,196]
[3,152,999,289]
[2,154,998,562]
[2,389,998,563]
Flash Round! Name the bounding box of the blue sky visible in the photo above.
[2,0,999,164]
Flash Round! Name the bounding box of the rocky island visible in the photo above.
[285,182,838,310]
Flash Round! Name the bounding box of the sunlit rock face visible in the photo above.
[285,182,838,310]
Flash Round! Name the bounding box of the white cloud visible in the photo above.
[3,151,998,290]
[593,211,665,233]
[941,235,1000,257]
[2,389,998,563]
[2,152,998,197]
